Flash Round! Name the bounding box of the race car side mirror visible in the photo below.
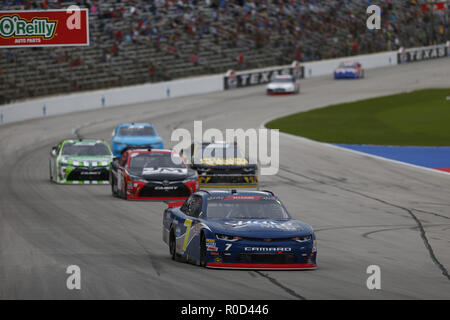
[111,129,115,138]
[51,147,57,156]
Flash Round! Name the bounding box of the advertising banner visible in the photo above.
[224,62,305,90]
[0,9,89,48]
[397,44,449,64]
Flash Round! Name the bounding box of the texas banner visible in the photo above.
[0,8,89,47]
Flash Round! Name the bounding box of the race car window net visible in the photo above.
[129,153,185,169]
[206,198,290,220]
[118,126,156,137]
[61,143,111,156]
[195,145,244,161]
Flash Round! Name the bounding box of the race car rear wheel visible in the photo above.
[200,232,207,268]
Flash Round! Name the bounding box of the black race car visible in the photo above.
[185,141,258,188]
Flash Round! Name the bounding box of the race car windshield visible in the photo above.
[62,143,110,156]
[272,78,293,83]
[197,144,244,160]
[129,153,185,169]
[339,63,357,69]
[118,126,156,136]
[206,197,290,220]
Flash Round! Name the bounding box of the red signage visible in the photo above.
[421,2,448,12]
[0,9,89,48]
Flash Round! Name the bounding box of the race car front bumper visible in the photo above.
[198,174,258,188]
[125,180,197,200]
[206,262,317,270]
[57,166,110,184]
[334,72,359,79]
[267,88,296,95]
[205,238,317,270]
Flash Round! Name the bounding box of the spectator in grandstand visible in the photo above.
[148,63,156,82]
[237,52,245,69]
[6,50,15,63]
[190,51,199,66]
[70,55,82,67]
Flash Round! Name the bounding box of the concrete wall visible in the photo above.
[0,74,223,124]
[0,44,444,126]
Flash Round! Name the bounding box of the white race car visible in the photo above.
[266,75,300,95]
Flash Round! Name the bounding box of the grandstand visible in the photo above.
[0,0,447,104]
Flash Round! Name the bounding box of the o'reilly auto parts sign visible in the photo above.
[0,8,89,47]
[397,44,449,64]
[224,62,304,90]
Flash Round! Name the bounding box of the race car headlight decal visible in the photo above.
[292,235,312,242]
[114,143,127,151]
[183,175,198,183]
[128,175,147,183]
[216,234,242,242]
[242,167,256,173]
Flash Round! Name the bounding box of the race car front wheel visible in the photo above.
[200,233,207,268]
[111,176,118,197]
[49,161,53,182]
[169,228,177,261]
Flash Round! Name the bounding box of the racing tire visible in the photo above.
[169,228,177,261]
[120,178,128,200]
[200,232,207,268]
[49,161,53,182]
[111,176,118,197]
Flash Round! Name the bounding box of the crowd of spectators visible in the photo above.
[0,0,448,102]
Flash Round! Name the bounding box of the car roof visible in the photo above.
[339,61,359,66]
[274,74,293,79]
[125,148,174,155]
[116,123,155,128]
[62,139,106,144]
[196,190,276,198]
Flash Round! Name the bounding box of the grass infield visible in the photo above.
[266,89,450,146]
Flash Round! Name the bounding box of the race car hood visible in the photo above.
[207,219,313,238]
[197,158,249,166]
[60,155,112,167]
[113,136,163,146]
[128,167,197,181]
[267,82,295,90]
[335,68,357,73]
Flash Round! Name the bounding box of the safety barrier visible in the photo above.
[1,43,447,126]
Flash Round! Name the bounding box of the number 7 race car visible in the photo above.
[163,190,317,270]
[110,148,199,200]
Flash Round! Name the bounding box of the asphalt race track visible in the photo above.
[0,59,449,299]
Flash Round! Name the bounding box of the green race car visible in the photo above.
[49,139,113,184]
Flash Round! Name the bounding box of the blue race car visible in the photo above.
[111,123,164,157]
[334,61,364,79]
[163,190,317,270]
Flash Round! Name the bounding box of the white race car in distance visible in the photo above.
[266,75,300,95]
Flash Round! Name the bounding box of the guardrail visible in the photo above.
[1,43,448,126]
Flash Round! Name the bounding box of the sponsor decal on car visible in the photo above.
[244,247,292,252]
